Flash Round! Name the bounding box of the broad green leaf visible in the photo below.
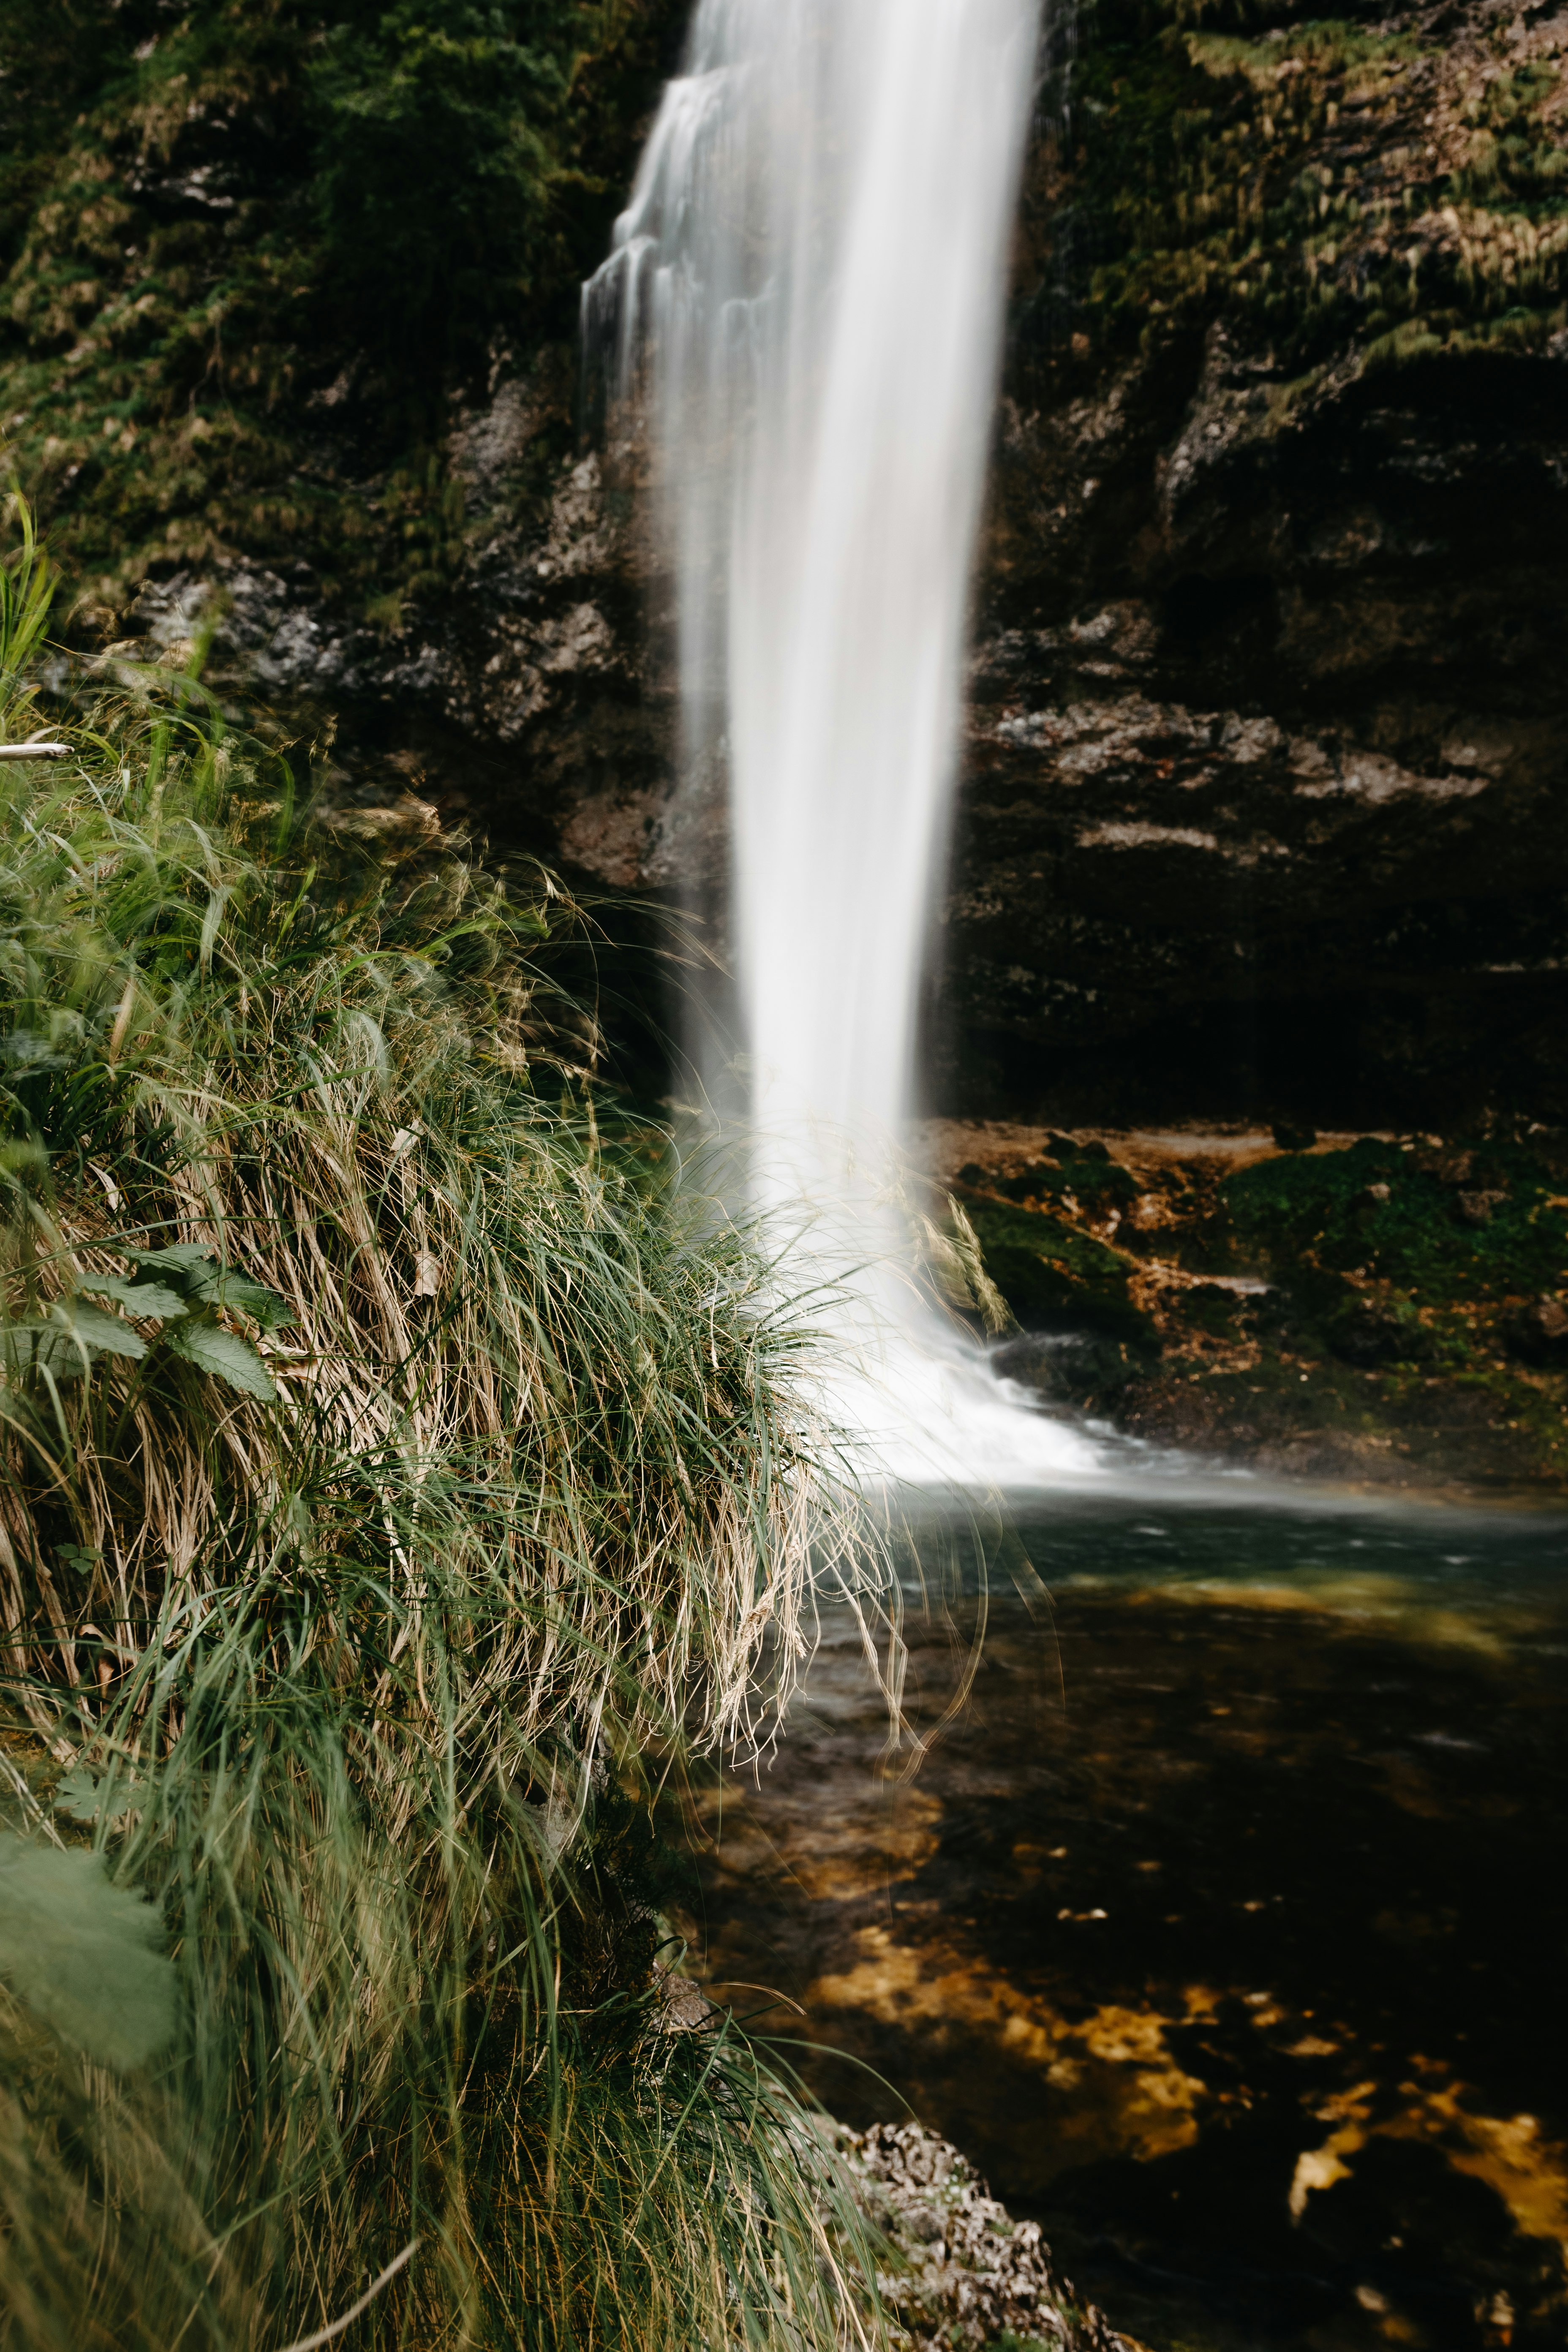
[0,1320,46,1375]
[2,1301,147,1376]
[0,1832,177,2070]
[122,1248,291,1328]
[164,1316,278,1400]
[52,1767,139,1829]
[1,1323,81,1380]
[46,1299,147,1359]
[79,1273,189,1320]
[123,1244,221,1290]
[213,1273,295,1331]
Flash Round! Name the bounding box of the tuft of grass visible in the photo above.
[0,501,887,2352]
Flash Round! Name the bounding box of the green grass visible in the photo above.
[0,502,887,2352]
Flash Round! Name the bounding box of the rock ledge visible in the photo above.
[838,2121,1135,2352]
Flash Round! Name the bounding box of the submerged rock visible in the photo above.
[837,2121,1135,2352]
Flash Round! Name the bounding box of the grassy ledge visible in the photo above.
[0,502,885,2352]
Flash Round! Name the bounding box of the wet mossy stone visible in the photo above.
[970,1153,1141,1217]
[1224,1138,1568,1304]
[991,1329,1145,1401]
[1504,1295,1568,1368]
[965,1201,1157,1351]
[1323,1296,1438,1370]
[1178,1280,1248,1336]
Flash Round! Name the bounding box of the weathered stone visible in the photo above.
[1504,1295,1568,1367]
[836,2121,1133,2352]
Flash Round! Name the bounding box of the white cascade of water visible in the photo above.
[585,0,1109,1489]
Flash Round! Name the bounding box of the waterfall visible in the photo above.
[585,0,1106,1488]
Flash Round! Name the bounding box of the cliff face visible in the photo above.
[953,0,1568,1125]
[12,0,1568,1129]
[950,324,1568,1127]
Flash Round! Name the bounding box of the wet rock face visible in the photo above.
[946,0,1568,1126]
[97,0,1568,1132]
[946,327,1568,1127]
[117,403,678,884]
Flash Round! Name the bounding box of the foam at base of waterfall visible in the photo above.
[808,1317,1112,1492]
[708,1109,1120,1496]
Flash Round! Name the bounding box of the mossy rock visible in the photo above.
[965,1201,1157,1350]
[1223,1138,1568,1305]
[991,1328,1148,1402]
[1175,1280,1250,1337]
[1504,1295,1568,1367]
[1321,1294,1438,1370]
[0,0,684,615]
[1037,0,1568,384]
[966,1146,1142,1220]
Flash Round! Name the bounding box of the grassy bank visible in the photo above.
[0,505,881,2351]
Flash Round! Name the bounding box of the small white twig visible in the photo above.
[276,2242,419,2352]
[0,742,70,760]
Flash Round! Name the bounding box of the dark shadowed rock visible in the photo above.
[1325,1298,1437,1370]
[1504,1296,1568,1368]
[991,1329,1144,1400]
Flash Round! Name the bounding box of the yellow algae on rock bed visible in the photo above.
[810,1922,1207,2167]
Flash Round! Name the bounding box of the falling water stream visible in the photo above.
[584,0,1103,1488]
[584,21,1568,2342]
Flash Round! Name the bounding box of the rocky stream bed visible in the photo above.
[928,1119,1568,1498]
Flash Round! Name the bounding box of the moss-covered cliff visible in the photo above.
[0,0,680,621]
[1022,0,1568,381]
[952,0,1568,1128]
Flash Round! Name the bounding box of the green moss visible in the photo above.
[0,0,684,618]
[964,1146,1142,1217]
[1039,0,1568,378]
[964,1199,1156,1345]
[1224,1138,1568,1304]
